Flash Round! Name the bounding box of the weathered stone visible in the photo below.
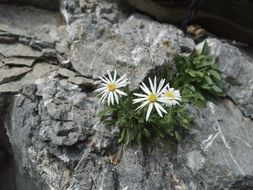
[46,102,73,121]
[2,57,35,67]
[0,4,62,42]
[0,61,4,68]
[1,1,253,190]
[41,48,58,59]
[68,76,96,88]
[0,67,31,85]
[0,43,41,58]
[175,100,253,190]
[47,121,87,146]
[0,36,16,43]
[70,13,194,88]
[0,63,58,93]
[0,24,9,32]
[58,68,76,78]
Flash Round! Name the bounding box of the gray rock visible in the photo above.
[68,76,97,89]
[0,60,4,68]
[0,67,32,85]
[0,63,58,93]
[58,68,76,78]
[70,13,194,88]
[0,35,17,43]
[0,4,61,43]
[0,43,41,58]
[0,24,9,32]
[2,57,35,67]
[0,0,253,190]
[4,72,175,190]
[175,100,253,190]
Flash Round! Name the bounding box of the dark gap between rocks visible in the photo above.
[0,95,16,190]
[0,0,60,11]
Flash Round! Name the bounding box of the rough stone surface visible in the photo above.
[58,68,76,78]
[68,76,97,89]
[2,57,35,67]
[0,0,253,190]
[0,67,32,85]
[0,63,58,93]
[175,100,253,190]
[64,0,194,88]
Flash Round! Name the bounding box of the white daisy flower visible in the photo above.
[133,77,169,121]
[94,70,129,106]
[162,86,181,106]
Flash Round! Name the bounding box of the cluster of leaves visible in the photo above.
[98,42,223,146]
[98,92,192,145]
[172,42,223,107]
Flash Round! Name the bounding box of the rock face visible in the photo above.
[0,0,253,190]
[0,0,60,11]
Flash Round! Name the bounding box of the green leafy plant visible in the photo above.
[172,41,223,107]
[98,92,192,145]
[95,42,223,146]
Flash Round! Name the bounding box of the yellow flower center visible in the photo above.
[165,91,175,99]
[149,93,157,103]
[107,83,116,92]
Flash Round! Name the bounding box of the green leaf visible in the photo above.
[125,129,130,145]
[175,131,182,142]
[136,132,142,145]
[204,75,213,85]
[201,84,212,90]
[196,58,215,68]
[97,107,115,117]
[212,85,223,93]
[118,128,126,143]
[209,70,221,80]
[187,70,204,78]
[201,41,210,55]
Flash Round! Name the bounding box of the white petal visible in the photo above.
[115,89,127,96]
[133,97,148,104]
[99,76,110,84]
[155,102,167,114]
[133,93,148,98]
[140,82,151,94]
[107,93,111,105]
[148,78,155,93]
[113,70,117,82]
[97,89,108,96]
[157,98,170,104]
[135,100,149,111]
[146,103,153,121]
[110,92,114,105]
[156,79,165,95]
[115,74,127,84]
[107,70,113,82]
[101,91,109,103]
[159,83,169,96]
[154,77,157,93]
[114,92,119,104]
[117,79,129,88]
[94,86,107,93]
[154,102,163,117]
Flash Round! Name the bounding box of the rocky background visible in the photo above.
[0,0,253,190]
